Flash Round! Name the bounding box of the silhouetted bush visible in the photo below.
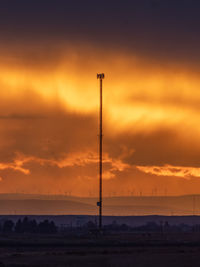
[14,217,57,234]
[29,219,38,233]
[15,219,23,233]
[15,217,38,233]
[38,220,57,234]
[104,221,130,232]
[85,221,96,229]
[3,220,14,233]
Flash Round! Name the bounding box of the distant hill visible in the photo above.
[0,194,199,215]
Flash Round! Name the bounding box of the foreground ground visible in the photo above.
[0,233,200,266]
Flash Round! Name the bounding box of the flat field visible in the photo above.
[0,233,199,266]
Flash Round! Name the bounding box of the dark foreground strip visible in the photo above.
[0,241,199,248]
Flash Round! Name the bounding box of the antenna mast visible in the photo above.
[97,73,105,229]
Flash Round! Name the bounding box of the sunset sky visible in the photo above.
[0,0,200,196]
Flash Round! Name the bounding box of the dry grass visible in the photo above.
[0,233,199,266]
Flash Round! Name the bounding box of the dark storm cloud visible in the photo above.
[105,127,200,168]
[0,0,200,63]
[0,88,98,162]
[0,0,200,196]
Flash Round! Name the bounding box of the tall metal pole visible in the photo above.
[97,73,104,230]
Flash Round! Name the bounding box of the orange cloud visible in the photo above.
[0,152,130,180]
[0,159,30,175]
[0,44,200,195]
[137,165,200,179]
[1,46,200,137]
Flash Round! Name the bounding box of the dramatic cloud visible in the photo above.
[137,165,200,179]
[0,152,130,180]
[0,0,199,196]
[1,0,200,64]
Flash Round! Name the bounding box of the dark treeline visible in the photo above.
[1,217,57,234]
[60,219,200,235]
[103,221,200,233]
[81,220,200,234]
[1,218,200,235]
